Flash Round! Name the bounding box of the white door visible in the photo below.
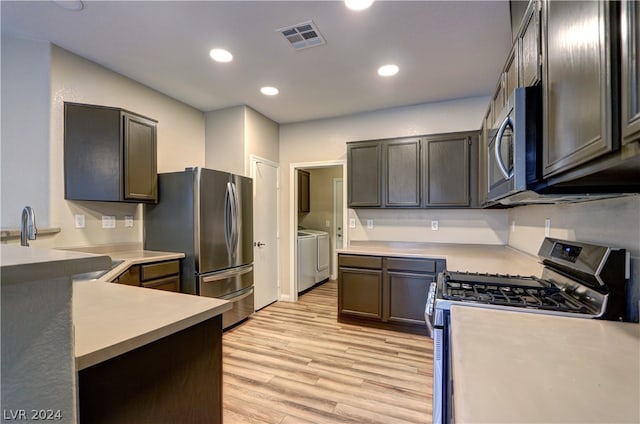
[252,159,279,310]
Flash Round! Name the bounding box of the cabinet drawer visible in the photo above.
[385,257,438,273]
[141,260,180,281]
[142,276,180,292]
[116,265,141,286]
[338,254,382,269]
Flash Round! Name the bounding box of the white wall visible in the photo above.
[1,39,206,248]
[1,37,51,228]
[205,105,279,177]
[279,96,500,298]
[205,106,245,175]
[508,195,640,321]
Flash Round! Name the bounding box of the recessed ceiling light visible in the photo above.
[260,86,279,96]
[52,0,84,11]
[378,64,399,77]
[345,0,374,11]
[209,48,233,63]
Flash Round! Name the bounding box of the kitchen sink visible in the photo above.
[73,259,124,281]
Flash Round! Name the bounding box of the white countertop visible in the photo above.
[1,245,112,285]
[450,305,640,423]
[73,281,231,370]
[338,242,543,276]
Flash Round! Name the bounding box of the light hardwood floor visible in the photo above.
[222,280,434,424]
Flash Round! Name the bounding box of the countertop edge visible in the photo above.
[75,301,231,370]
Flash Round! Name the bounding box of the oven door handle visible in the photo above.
[495,114,514,179]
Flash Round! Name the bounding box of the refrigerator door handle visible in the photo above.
[224,182,234,253]
[200,264,253,283]
[230,181,239,254]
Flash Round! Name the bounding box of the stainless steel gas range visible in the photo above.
[425,237,629,424]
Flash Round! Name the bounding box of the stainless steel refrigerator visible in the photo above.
[144,167,254,329]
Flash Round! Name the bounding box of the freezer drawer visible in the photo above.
[220,286,254,329]
[198,264,253,298]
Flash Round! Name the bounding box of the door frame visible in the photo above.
[332,177,344,279]
[250,155,281,303]
[289,160,346,302]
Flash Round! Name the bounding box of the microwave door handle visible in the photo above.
[495,115,514,179]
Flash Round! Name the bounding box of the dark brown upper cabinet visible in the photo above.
[621,0,640,147]
[348,137,421,209]
[347,132,477,209]
[423,133,476,208]
[64,102,157,203]
[541,0,617,179]
[383,138,422,208]
[518,0,542,88]
[297,169,310,213]
[347,141,382,207]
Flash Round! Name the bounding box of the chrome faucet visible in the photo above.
[20,206,37,247]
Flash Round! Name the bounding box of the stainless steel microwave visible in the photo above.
[487,86,546,204]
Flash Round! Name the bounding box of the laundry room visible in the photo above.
[296,165,343,295]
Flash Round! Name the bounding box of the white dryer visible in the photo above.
[297,231,316,292]
[298,229,330,285]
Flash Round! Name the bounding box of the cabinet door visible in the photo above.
[384,271,434,325]
[504,45,518,107]
[64,104,121,201]
[297,170,310,213]
[478,111,491,206]
[123,112,157,202]
[542,0,616,177]
[622,0,640,145]
[347,142,381,207]
[383,138,421,207]
[518,0,541,87]
[338,267,382,319]
[424,135,471,207]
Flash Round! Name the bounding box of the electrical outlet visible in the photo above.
[545,218,551,237]
[74,214,85,229]
[325,220,330,228]
[102,215,116,229]
[124,215,134,228]
[431,220,439,231]
[349,218,356,228]
[367,219,374,229]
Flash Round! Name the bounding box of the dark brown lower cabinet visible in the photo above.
[338,254,445,334]
[78,315,222,424]
[112,260,180,292]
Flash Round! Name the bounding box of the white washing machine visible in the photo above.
[298,229,330,286]
[297,231,317,292]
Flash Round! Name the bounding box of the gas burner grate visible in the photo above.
[443,279,589,313]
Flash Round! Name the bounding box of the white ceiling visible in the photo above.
[1,1,513,124]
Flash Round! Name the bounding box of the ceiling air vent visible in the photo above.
[276,20,326,50]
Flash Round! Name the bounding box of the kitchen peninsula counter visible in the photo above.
[74,276,230,423]
[450,306,640,423]
[338,241,543,276]
[74,281,230,370]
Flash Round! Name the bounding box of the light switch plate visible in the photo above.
[124,215,134,228]
[544,218,551,236]
[367,219,374,229]
[431,220,439,231]
[74,214,85,229]
[349,218,356,228]
[102,215,116,229]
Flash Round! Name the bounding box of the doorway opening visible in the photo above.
[290,160,346,302]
